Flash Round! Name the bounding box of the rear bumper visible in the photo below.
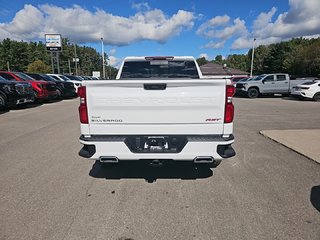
[235,88,247,95]
[36,90,58,100]
[62,89,77,97]
[15,96,34,105]
[6,94,34,107]
[79,134,235,160]
[291,91,313,99]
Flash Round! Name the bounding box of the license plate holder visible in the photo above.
[124,135,188,153]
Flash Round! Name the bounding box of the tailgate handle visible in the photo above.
[144,84,167,90]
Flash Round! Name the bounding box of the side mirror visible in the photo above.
[262,80,265,84]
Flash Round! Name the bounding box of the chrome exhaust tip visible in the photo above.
[193,156,214,163]
[99,156,119,163]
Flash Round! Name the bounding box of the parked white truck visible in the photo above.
[78,56,235,167]
[236,73,312,98]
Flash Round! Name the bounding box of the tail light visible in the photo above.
[224,85,235,123]
[78,86,88,124]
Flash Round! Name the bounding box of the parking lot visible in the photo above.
[0,97,319,240]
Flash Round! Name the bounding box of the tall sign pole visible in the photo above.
[101,37,106,79]
[68,59,71,74]
[51,52,54,73]
[250,38,256,77]
[74,44,78,75]
[45,34,62,74]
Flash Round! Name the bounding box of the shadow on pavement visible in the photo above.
[282,96,314,102]
[310,185,320,212]
[89,160,213,183]
[11,102,43,110]
[0,109,9,114]
[1,103,42,112]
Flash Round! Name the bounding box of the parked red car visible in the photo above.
[0,71,58,101]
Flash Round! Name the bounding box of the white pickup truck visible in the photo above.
[236,73,312,98]
[78,56,235,168]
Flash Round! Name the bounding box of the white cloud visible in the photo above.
[109,48,116,55]
[208,15,230,27]
[197,15,230,37]
[197,0,320,50]
[0,4,44,40]
[214,18,247,40]
[199,53,209,59]
[0,4,195,45]
[132,2,151,11]
[197,15,248,49]
[232,0,320,49]
[108,55,119,67]
[253,7,277,30]
[107,49,120,67]
[203,41,225,49]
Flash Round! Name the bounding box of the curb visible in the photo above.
[259,130,320,165]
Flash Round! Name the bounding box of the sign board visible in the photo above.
[92,71,101,78]
[45,34,62,51]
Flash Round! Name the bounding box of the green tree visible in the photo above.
[27,60,51,73]
[249,45,270,74]
[196,57,208,66]
[225,54,248,72]
[0,39,29,71]
[214,55,223,64]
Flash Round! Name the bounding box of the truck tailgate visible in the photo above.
[85,79,226,134]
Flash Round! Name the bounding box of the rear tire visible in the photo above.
[0,94,6,109]
[57,89,62,99]
[313,92,320,102]
[247,88,259,98]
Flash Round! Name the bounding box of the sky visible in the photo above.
[0,0,319,67]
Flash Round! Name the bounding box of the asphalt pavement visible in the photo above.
[0,97,319,240]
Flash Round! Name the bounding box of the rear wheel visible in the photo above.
[57,89,62,99]
[0,94,6,109]
[313,92,320,102]
[247,88,259,98]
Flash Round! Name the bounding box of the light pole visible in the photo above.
[74,43,78,75]
[105,54,111,79]
[250,38,256,77]
[101,37,106,79]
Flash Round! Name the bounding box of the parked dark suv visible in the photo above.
[0,71,58,101]
[0,76,34,109]
[26,73,76,98]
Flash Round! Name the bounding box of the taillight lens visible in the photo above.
[224,85,235,123]
[226,84,235,97]
[78,86,86,98]
[225,104,234,123]
[78,86,88,124]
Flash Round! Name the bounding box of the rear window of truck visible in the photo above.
[120,60,199,79]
